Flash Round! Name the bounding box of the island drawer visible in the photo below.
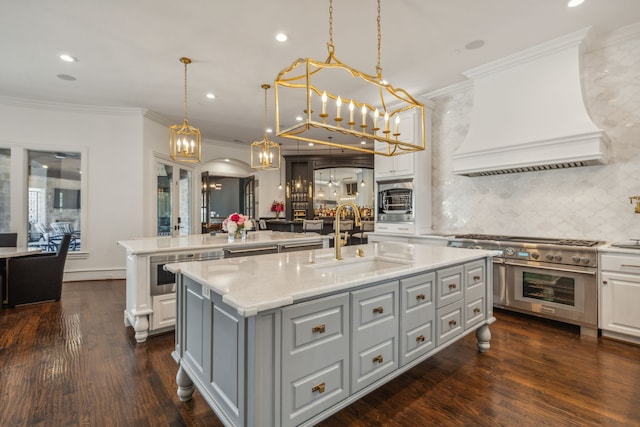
[283,360,348,427]
[400,272,435,366]
[464,296,486,330]
[351,281,399,393]
[436,264,464,308]
[436,299,464,346]
[465,260,486,297]
[281,293,350,427]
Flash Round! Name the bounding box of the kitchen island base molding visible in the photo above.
[171,250,494,427]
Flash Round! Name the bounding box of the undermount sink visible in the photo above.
[306,256,411,275]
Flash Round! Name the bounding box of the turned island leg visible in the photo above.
[476,324,491,353]
[176,365,194,402]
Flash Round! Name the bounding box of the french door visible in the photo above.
[156,160,193,236]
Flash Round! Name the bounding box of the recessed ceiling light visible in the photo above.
[567,0,584,7]
[59,54,78,62]
[275,33,288,42]
[308,142,314,146]
[206,92,216,99]
[465,40,485,50]
[57,74,77,81]
[266,128,273,133]
[295,115,303,121]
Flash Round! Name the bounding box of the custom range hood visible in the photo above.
[452,28,609,177]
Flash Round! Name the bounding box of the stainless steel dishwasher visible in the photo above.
[150,250,224,295]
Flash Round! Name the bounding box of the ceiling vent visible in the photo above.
[452,27,609,177]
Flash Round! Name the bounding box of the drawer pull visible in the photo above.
[372,306,384,314]
[473,308,481,314]
[621,264,640,268]
[416,293,426,301]
[416,335,425,342]
[473,275,481,281]
[372,354,384,364]
[448,283,457,290]
[312,324,326,334]
[311,382,325,394]
[449,319,457,327]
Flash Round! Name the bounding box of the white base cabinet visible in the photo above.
[599,251,640,344]
[173,257,493,427]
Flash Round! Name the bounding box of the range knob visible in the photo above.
[554,255,563,262]
[572,256,581,263]
[546,254,554,261]
[531,253,540,260]
[581,257,591,264]
[505,247,515,256]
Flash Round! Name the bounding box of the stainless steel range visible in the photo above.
[448,234,603,336]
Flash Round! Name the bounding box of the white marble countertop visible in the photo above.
[165,242,495,317]
[598,243,640,255]
[117,231,330,255]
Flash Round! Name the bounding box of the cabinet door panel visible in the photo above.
[436,265,464,308]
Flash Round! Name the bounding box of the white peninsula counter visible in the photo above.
[117,231,330,342]
[166,242,495,427]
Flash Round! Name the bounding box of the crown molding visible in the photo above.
[590,22,640,50]
[422,80,473,101]
[0,96,146,116]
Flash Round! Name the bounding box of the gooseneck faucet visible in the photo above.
[334,201,361,260]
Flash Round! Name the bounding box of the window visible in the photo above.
[0,148,9,232]
[28,150,82,252]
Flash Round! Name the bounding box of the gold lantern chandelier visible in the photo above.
[251,84,281,170]
[169,57,201,162]
[274,0,425,156]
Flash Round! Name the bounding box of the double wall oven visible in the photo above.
[448,235,601,336]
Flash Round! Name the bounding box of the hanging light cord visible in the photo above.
[376,0,382,78]
[180,57,192,123]
[328,0,334,47]
[262,84,269,137]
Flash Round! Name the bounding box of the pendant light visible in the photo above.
[251,84,281,170]
[169,57,201,163]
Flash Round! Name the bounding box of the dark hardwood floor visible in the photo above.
[1,280,639,426]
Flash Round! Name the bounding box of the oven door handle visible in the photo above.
[504,260,597,276]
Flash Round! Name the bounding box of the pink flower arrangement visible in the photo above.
[271,201,284,213]
[222,212,252,234]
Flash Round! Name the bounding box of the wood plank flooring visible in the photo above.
[1,279,639,426]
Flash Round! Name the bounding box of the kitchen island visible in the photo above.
[166,242,495,427]
[117,231,330,342]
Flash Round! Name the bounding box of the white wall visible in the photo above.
[0,100,145,280]
[428,28,640,242]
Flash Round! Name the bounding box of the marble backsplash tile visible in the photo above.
[430,34,640,243]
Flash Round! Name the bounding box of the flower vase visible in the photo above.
[275,212,280,219]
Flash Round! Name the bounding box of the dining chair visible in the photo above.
[302,219,324,234]
[7,234,71,307]
[0,233,18,247]
[328,220,354,246]
[351,220,375,244]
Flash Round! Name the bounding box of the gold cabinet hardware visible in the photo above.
[629,196,640,213]
[312,324,326,334]
[311,382,326,394]
[448,283,457,290]
[416,335,425,342]
[372,354,383,364]
[372,306,384,314]
[473,275,481,281]
[473,307,481,314]
[416,293,425,300]
[449,319,457,327]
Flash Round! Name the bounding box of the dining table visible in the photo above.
[1,246,43,307]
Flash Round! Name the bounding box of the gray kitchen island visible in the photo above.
[166,242,495,427]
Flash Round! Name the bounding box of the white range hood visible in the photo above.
[452,27,610,177]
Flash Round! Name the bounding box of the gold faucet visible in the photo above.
[334,201,361,260]
[630,196,640,214]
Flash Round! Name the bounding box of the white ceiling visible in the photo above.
[1,1,639,154]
